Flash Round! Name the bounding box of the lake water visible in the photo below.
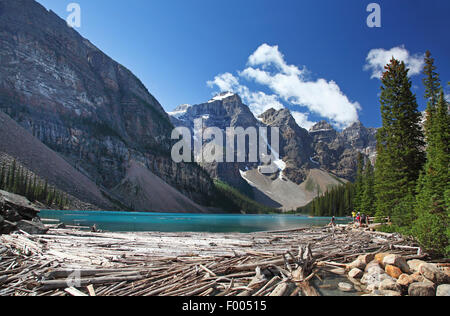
[40,210,350,233]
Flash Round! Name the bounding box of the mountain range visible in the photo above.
[0,0,378,212]
[169,93,377,210]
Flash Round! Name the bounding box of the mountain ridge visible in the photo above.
[169,92,376,210]
[0,0,215,212]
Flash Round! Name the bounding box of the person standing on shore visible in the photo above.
[329,216,336,227]
[356,213,361,227]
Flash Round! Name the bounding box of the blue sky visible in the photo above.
[36,0,450,129]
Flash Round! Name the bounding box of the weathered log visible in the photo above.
[40,275,145,290]
[65,287,88,297]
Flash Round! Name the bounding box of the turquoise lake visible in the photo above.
[39,210,350,233]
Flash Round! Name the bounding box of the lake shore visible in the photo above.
[1,224,438,296]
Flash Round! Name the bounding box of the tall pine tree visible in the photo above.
[422,51,441,139]
[360,160,376,216]
[374,58,425,227]
[413,87,449,255]
[354,153,365,212]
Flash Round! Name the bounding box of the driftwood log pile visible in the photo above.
[0,225,427,296]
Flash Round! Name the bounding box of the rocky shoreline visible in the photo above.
[0,190,48,235]
[1,190,448,297]
[1,212,448,296]
[343,252,449,296]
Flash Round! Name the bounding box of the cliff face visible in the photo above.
[259,108,314,184]
[171,93,261,190]
[310,121,377,180]
[0,0,214,210]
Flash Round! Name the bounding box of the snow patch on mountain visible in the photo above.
[208,92,235,103]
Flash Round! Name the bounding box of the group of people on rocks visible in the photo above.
[352,211,369,227]
[327,211,370,228]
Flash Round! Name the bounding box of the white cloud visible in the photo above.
[364,46,424,80]
[291,111,316,130]
[206,72,239,92]
[241,45,360,129]
[248,44,303,77]
[208,44,362,129]
[207,73,284,117]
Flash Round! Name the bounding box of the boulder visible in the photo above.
[408,282,436,297]
[397,274,415,287]
[1,220,16,234]
[419,263,450,285]
[407,259,427,274]
[436,284,450,297]
[361,262,394,290]
[347,277,365,292]
[379,279,402,292]
[443,267,450,278]
[348,259,366,271]
[385,265,403,279]
[366,284,377,292]
[0,190,45,235]
[349,268,364,279]
[357,254,376,265]
[365,260,382,272]
[16,220,48,235]
[375,253,390,265]
[338,282,354,292]
[0,190,39,220]
[382,254,410,273]
[3,209,22,222]
[411,273,434,285]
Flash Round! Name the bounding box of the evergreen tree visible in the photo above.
[413,90,449,255]
[360,160,376,216]
[422,51,441,139]
[374,58,425,227]
[0,162,6,190]
[354,153,365,212]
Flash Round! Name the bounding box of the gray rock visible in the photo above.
[0,191,40,220]
[436,284,450,297]
[348,259,366,271]
[348,268,364,279]
[338,282,354,292]
[357,254,376,265]
[382,254,410,274]
[419,263,450,285]
[379,279,402,292]
[1,220,17,234]
[407,259,427,274]
[16,220,48,235]
[4,209,22,222]
[408,282,436,297]
[361,261,394,289]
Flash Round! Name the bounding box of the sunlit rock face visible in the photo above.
[0,0,215,209]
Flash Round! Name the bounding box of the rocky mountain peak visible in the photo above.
[259,108,295,126]
[170,92,258,129]
[309,121,335,133]
[207,92,240,104]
